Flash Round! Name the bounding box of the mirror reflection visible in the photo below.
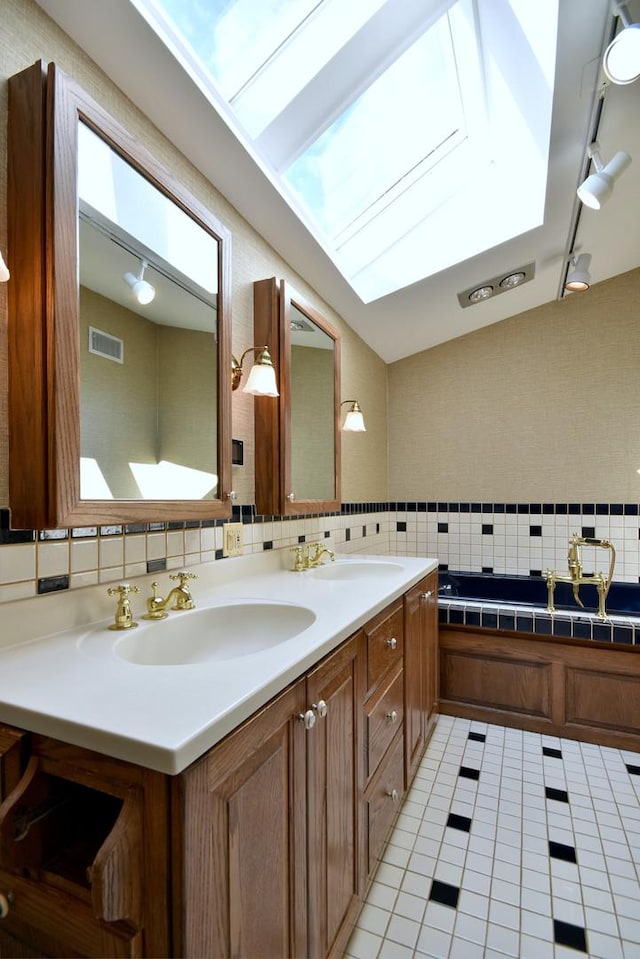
[290,303,336,501]
[77,123,219,501]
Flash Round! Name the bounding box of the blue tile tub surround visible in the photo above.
[438,571,640,644]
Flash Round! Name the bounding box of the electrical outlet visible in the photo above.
[223,522,243,557]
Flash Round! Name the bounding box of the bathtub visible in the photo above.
[437,570,640,644]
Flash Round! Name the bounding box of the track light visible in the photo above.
[123,258,156,305]
[577,142,631,210]
[565,253,592,293]
[603,3,640,85]
[231,346,279,396]
[341,400,366,432]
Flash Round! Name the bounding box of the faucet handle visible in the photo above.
[169,571,197,610]
[290,546,307,572]
[106,583,140,631]
[170,571,198,586]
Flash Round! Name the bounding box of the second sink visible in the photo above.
[115,601,316,666]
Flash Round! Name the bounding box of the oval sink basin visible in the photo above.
[115,601,316,666]
[309,561,403,581]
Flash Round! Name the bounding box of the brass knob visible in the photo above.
[298,709,316,730]
[0,891,13,918]
[386,709,398,724]
[312,700,328,719]
[386,637,397,650]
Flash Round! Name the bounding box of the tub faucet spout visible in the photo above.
[544,533,615,619]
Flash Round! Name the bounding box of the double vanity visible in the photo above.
[0,551,439,958]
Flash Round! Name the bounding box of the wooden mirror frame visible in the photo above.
[7,62,232,528]
[253,278,341,516]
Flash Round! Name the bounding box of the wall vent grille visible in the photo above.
[88,327,124,363]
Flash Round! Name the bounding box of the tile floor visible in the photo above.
[344,716,640,959]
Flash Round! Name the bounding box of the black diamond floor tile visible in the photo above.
[468,731,486,742]
[429,879,460,909]
[446,813,472,833]
[549,840,577,863]
[458,765,480,781]
[626,763,640,776]
[554,919,587,952]
[545,786,569,803]
[543,747,563,759]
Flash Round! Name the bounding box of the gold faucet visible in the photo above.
[289,542,335,571]
[142,571,197,620]
[107,583,140,630]
[544,533,616,619]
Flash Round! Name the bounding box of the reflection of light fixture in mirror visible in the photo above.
[565,253,592,293]
[577,142,631,209]
[341,400,366,432]
[603,3,640,85]
[231,346,279,396]
[0,250,9,282]
[123,258,156,305]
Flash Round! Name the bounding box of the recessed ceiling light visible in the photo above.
[499,271,526,289]
[468,285,494,303]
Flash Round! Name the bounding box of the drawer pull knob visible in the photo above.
[386,637,397,650]
[298,709,316,730]
[420,590,433,601]
[312,700,328,719]
[386,709,398,724]
[0,892,13,919]
[386,788,399,804]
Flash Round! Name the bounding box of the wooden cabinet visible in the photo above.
[0,737,170,958]
[174,632,365,959]
[404,572,439,784]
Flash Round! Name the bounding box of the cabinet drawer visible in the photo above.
[366,667,404,781]
[364,731,405,875]
[365,602,404,694]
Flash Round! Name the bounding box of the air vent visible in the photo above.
[88,327,124,363]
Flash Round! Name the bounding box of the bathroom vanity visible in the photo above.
[0,554,438,958]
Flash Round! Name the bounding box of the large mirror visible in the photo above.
[253,278,340,516]
[8,61,232,528]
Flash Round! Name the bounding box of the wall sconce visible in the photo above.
[603,2,640,85]
[341,400,366,432]
[123,258,156,305]
[565,253,592,293]
[577,142,631,210]
[0,250,9,282]
[231,346,279,396]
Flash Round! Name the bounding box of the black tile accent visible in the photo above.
[498,613,515,631]
[613,626,633,645]
[459,766,480,781]
[437,522,448,533]
[466,610,481,627]
[549,841,577,863]
[516,614,534,633]
[449,608,465,625]
[146,558,166,573]
[468,732,486,742]
[625,763,640,776]
[0,509,34,543]
[446,813,472,833]
[345,529,351,542]
[324,530,331,538]
[545,786,569,804]
[553,920,587,953]
[543,747,562,759]
[529,525,542,537]
[429,880,460,909]
[37,574,69,594]
[72,526,98,538]
[582,525,596,539]
[529,568,542,577]
[481,611,497,629]
[167,521,185,530]
[376,524,380,533]
[39,529,68,540]
[124,523,146,534]
[298,535,306,544]
[482,524,494,535]
[397,522,407,532]
[263,541,273,550]
[99,525,123,536]
[147,522,166,531]
[481,565,494,574]
[362,525,367,537]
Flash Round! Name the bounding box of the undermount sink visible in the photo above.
[114,601,316,666]
[309,561,403,581]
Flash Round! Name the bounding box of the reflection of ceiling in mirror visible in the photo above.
[290,303,334,349]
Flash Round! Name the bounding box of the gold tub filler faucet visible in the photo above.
[544,533,616,619]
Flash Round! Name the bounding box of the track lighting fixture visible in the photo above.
[341,400,366,432]
[123,258,156,305]
[565,253,592,293]
[577,142,631,210]
[0,250,9,282]
[231,346,279,396]
[603,2,640,85]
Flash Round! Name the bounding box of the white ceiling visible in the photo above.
[35,0,640,363]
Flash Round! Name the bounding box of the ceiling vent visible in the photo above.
[88,327,124,363]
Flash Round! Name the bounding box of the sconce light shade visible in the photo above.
[341,400,366,432]
[603,4,640,84]
[123,258,156,305]
[0,251,9,282]
[565,253,592,293]
[231,346,279,396]
[577,144,631,209]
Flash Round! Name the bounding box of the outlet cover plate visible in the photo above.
[223,522,243,557]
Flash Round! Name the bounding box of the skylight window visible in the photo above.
[134,0,558,302]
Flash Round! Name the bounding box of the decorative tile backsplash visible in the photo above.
[1,502,640,604]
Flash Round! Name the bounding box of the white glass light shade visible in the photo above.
[242,362,279,396]
[565,253,591,293]
[603,22,640,85]
[123,272,156,305]
[0,251,9,282]
[577,151,631,209]
[342,401,366,432]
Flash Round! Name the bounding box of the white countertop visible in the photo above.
[0,551,437,774]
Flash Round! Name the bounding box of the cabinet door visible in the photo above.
[404,572,439,784]
[306,633,365,959]
[177,679,308,959]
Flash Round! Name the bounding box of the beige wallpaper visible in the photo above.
[0,0,388,520]
[388,267,640,503]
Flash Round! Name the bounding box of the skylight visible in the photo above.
[133,0,558,302]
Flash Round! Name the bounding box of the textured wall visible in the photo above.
[388,267,640,502]
[0,0,388,514]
